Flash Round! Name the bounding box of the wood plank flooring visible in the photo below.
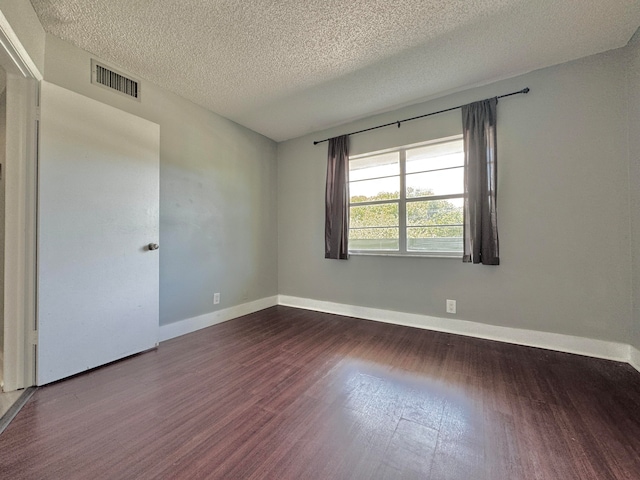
[0,306,639,479]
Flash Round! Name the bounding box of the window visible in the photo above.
[348,135,464,257]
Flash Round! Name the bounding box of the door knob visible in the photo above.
[148,243,159,251]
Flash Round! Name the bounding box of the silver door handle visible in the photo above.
[148,243,159,251]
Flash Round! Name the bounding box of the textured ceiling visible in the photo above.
[30,0,640,141]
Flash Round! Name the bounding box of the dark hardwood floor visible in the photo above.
[1,306,639,479]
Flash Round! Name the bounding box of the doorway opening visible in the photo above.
[0,64,5,390]
[0,63,30,422]
[0,11,41,425]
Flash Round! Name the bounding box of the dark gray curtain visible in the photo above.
[325,135,349,259]
[462,98,499,265]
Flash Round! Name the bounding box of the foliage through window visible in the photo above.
[348,136,464,256]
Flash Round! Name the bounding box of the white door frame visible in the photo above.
[0,10,41,391]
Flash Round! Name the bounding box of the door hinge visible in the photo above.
[30,330,38,345]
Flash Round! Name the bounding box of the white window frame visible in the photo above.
[348,134,464,258]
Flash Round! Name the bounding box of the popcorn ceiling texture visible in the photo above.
[30,0,640,141]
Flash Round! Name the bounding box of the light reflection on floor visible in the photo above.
[329,358,477,468]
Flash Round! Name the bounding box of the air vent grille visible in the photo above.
[91,61,140,101]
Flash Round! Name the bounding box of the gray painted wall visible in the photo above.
[0,1,45,75]
[3,0,637,349]
[628,31,640,352]
[278,45,632,344]
[44,35,278,326]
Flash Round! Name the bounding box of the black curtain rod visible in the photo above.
[313,87,530,145]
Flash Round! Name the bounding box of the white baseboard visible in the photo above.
[277,295,631,364]
[630,346,640,373]
[157,293,640,373]
[159,296,278,342]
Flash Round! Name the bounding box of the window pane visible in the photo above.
[406,140,464,174]
[407,226,463,253]
[349,228,399,251]
[406,167,463,198]
[350,203,398,228]
[350,176,400,203]
[407,198,463,226]
[349,152,399,181]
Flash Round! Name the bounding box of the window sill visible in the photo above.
[348,252,462,259]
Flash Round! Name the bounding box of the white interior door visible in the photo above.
[37,81,159,385]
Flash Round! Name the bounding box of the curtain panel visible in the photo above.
[462,98,500,265]
[325,135,350,259]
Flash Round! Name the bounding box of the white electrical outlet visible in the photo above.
[214,292,220,305]
[446,299,456,314]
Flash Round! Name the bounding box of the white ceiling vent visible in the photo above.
[91,60,140,101]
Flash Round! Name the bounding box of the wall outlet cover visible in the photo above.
[446,299,456,314]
